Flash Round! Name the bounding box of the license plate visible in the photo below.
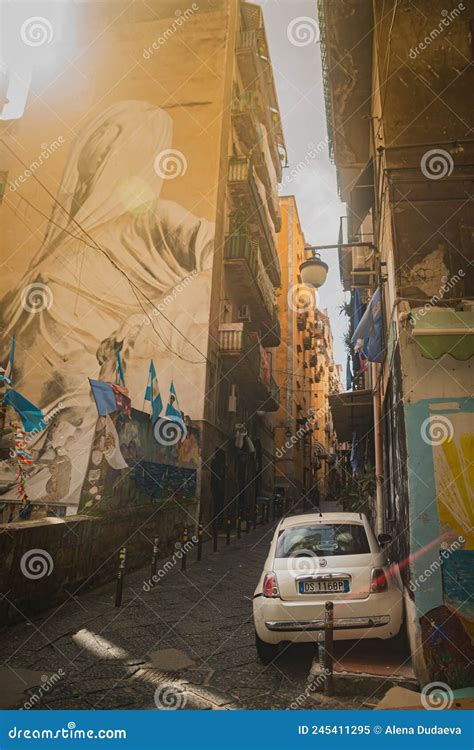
[299,579,350,594]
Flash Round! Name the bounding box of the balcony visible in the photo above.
[228,157,280,286]
[218,323,279,410]
[260,313,280,348]
[236,30,284,181]
[223,233,279,344]
[297,313,307,332]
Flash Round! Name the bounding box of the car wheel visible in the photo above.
[255,632,279,664]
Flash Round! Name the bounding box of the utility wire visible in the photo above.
[1,138,210,365]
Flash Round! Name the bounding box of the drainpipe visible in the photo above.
[372,363,383,536]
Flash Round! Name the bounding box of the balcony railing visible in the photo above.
[228,157,280,286]
[218,323,279,409]
[223,233,277,335]
[236,30,284,181]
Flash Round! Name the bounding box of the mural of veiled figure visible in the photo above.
[0,100,214,511]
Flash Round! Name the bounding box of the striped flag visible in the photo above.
[144,360,162,424]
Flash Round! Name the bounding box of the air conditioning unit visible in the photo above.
[238,304,251,322]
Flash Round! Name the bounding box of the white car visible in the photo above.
[253,512,403,663]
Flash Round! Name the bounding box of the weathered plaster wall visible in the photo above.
[401,331,473,686]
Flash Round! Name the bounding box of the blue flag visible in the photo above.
[3,388,45,432]
[116,348,125,386]
[89,379,117,417]
[351,287,383,363]
[144,360,162,423]
[165,381,187,438]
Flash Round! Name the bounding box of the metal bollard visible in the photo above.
[197,523,203,561]
[226,517,231,545]
[237,515,241,539]
[115,546,127,607]
[246,514,250,533]
[253,507,257,530]
[150,536,159,586]
[213,523,218,552]
[181,527,188,571]
[323,601,334,695]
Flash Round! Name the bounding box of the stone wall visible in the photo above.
[0,500,198,625]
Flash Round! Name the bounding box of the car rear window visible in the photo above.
[276,524,370,557]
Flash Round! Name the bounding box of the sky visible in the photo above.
[255,0,348,368]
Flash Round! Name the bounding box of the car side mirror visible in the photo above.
[378,533,392,547]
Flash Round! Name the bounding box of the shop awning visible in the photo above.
[328,389,373,443]
[412,310,474,360]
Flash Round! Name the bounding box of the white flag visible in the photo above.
[103,414,128,470]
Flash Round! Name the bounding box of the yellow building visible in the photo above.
[0,1,284,530]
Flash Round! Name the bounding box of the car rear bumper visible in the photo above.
[265,615,390,631]
[253,591,403,643]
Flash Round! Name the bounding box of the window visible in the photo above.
[276,524,370,557]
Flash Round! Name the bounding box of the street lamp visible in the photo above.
[299,248,329,289]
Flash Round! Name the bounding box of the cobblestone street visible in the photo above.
[1,523,370,711]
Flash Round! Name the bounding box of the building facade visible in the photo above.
[272,195,340,511]
[0,2,284,533]
[319,0,473,686]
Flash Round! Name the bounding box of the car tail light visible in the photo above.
[263,572,280,598]
[370,568,388,593]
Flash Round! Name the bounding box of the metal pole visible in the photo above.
[237,515,241,539]
[150,536,159,586]
[197,523,203,561]
[226,517,231,545]
[115,547,127,607]
[253,506,257,530]
[181,527,188,571]
[213,522,218,552]
[324,601,334,695]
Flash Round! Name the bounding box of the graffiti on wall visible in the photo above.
[406,397,473,686]
[0,99,214,512]
[79,409,200,513]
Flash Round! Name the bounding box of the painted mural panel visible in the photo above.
[0,2,226,515]
[405,397,473,686]
[80,410,200,514]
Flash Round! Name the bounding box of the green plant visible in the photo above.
[334,467,376,515]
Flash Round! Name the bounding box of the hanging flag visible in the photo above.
[165,381,187,438]
[89,379,132,418]
[103,414,129,470]
[351,287,383,363]
[89,379,117,416]
[3,388,45,433]
[144,360,163,423]
[4,334,15,381]
[116,348,125,386]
